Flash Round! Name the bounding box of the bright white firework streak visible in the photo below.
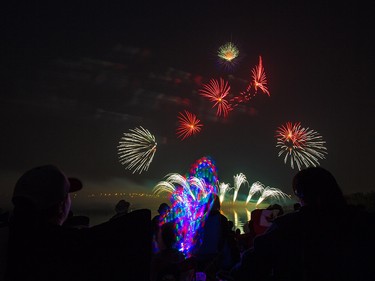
[246,181,265,204]
[233,173,248,203]
[219,182,231,203]
[256,186,290,206]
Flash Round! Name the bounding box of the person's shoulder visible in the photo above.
[273,210,302,225]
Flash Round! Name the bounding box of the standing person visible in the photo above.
[229,167,375,281]
[5,164,152,281]
[151,203,170,252]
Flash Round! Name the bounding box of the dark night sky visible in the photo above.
[1,1,375,207]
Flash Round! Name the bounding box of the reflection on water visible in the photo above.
[220,202,267,233]
[72,194,287,234]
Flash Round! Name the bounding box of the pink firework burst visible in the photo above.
[176,110,203,140]
[251,55,270,96]
[199,78,232,117]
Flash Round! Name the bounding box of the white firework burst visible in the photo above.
[276,122,328,170]
[118,126,157,174]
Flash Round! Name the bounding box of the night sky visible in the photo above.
[1,1,374,208]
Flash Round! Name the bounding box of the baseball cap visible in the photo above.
[12,165,83,210]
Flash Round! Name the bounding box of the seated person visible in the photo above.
[5,165,152,281]
[229,167,375,281]
[150,222,186,281]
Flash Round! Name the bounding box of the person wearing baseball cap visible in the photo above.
[5,165,85,281]
[5,164,153,281]
[11,164,82,225]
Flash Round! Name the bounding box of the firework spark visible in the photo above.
[219,182,231,204]
[256,186,290,205]
[176,110,203,140]
[117,126,157,174]
[276,122,328,170]
[251,55,270,96]
[246,181,265,204]
[199,78,232,117]
[232,173,248,203]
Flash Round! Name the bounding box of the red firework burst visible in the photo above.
[251,56,270,96]
[199,78,232,117]
[176,110,203,140]
[276,122,306,149]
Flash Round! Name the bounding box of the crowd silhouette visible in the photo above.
[0,165,374,281]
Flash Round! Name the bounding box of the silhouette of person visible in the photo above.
[194,194,238,278]
[230,167,375,281]
[151,203,170,252]
[150,222,186,281]
[5,164,152,281]
[110,199,130,221]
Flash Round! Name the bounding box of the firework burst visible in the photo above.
[251,55,270,96]
[217,42,240,70]
[199,78,232,117]
[176,110,203,140]
[276,122,328,170]
[117,126,157,174]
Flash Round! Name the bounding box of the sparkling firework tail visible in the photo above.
[118,126,157,174]
[251,55,270,96]
[232,173,248,203]
[163,173,196,201]
[246,181,265,204]
[152,181,176,195]
[199,78,232,117]
[176,110,203,140]
[219,182,231,203]
[256,186,290,205]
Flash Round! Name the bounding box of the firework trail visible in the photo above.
[229,55,270,108]
[245,181,265,204]
[251,55,270,96]
[219,182,231,204]
[199,78,232,117]
[153,173,214,257]
[232,173,248,203]
[176,110,203,140]
[256,186,290,205]
[217,42,240,70]
[276,122,328,170]
[229,90,254,107]
[117,126,157,174]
